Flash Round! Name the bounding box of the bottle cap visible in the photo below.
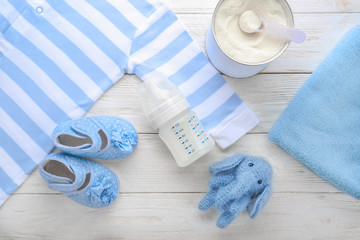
[137,77,190,129]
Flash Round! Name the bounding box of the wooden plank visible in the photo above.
[1,193,360,239]
[175,13,360,73]
[164,0,360,14]
[86,74,305,134]
[16,133,340,194]
[224,73,306,133]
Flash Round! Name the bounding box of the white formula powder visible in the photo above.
[214,0,289,64]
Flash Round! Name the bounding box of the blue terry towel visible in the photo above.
[269,25,360,199]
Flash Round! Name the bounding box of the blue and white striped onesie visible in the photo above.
[0,0,259,206]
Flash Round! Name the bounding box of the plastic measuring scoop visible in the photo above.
[238,10,306,43]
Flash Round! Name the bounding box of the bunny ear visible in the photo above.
[247,185,272,218]
[210,154,246,175]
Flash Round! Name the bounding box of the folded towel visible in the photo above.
[269,25,360,199]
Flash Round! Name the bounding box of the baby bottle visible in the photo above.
[138,77,215,167]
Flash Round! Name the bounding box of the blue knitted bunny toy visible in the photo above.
[199,154,273,228]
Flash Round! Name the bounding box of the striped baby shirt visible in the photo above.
[0,0,259,206]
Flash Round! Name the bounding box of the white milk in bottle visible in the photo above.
[138,77,215,167]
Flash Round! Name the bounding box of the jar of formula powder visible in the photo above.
[206,0,295,78]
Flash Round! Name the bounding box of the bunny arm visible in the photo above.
[199,172,236,211]
[213,172,253,209]
[199,189,217,210]
[216,195,251,228]
[209,172,236,188]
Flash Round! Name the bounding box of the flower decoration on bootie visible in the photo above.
[199,154,273,228]
[89,176,117,205]
[111,129,138,155]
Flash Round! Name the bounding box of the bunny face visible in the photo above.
[235,156,273,197]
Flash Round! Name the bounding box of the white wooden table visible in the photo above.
[1,1,360,239]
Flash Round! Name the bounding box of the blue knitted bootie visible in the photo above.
[39,153,120,208]
[52,116,138,160]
